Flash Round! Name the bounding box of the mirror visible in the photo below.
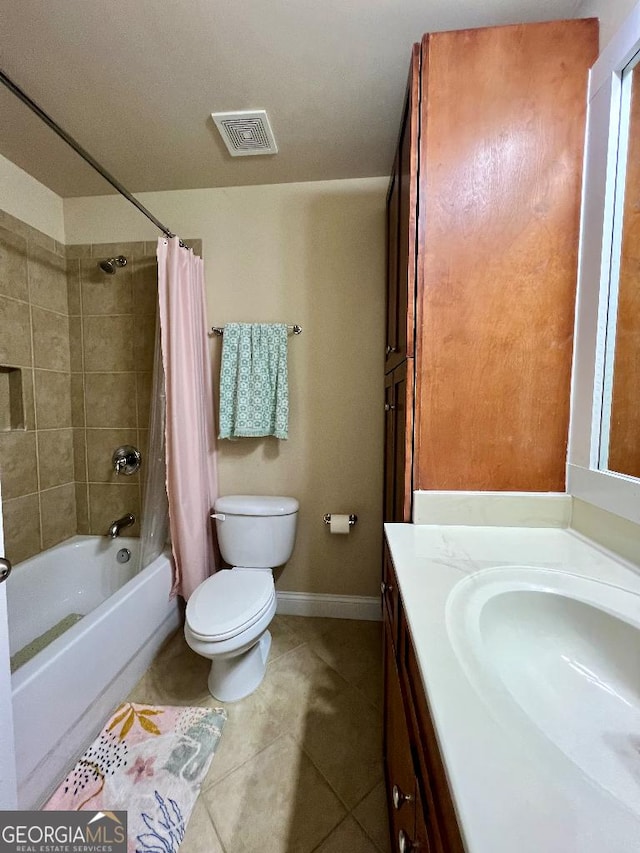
[599,56,640,480]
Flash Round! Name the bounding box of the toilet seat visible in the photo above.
[186,569,275,643]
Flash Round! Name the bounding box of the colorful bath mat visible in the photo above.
[44,703,227,853]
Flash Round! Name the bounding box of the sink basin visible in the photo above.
[446,567,640,813]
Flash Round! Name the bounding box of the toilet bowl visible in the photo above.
[184,495,298,702]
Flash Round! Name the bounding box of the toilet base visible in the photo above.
[207,630,272,702]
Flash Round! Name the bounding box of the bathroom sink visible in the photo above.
[446,567,640,814]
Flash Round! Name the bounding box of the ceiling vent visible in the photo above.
[211,110,278,157]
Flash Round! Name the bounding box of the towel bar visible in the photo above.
[209,324,302,337]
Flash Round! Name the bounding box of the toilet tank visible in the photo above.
[213,495,299,568]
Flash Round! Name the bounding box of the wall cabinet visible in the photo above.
[383,19,599,519]
[383,544,464,853]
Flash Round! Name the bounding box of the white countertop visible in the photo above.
[384,522,640,853]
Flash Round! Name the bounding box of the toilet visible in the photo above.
[184,495,299,702]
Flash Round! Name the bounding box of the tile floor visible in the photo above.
[127,615,391,853]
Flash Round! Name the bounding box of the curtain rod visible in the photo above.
[0,68,189,249]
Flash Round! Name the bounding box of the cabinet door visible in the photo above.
[383,362,414,523]
[385,44,420,374]
[384,614,417,853]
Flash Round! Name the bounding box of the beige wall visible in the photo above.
[0,153,65,244]
[65,178,387,597]
[580,0,638,49]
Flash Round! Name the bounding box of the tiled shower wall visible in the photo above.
[0,210,76,563]
[66,236,201,539]
[0,212,201,565]
[66,241,158,539]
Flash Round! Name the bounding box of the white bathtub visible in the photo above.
[7,535,181,808]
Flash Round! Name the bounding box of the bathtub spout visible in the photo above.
[107,513,136,539]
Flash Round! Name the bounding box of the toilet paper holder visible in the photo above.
[323,513,358,527]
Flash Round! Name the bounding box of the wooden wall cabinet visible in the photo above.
[383,19,599,517]
[383,544,465,853]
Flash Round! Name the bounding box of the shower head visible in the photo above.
[98,255,127,274]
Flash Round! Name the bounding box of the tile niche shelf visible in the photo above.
[0,366,25,431]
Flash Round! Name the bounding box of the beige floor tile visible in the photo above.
[352,781,391,853]
[299,683,383,809]
[313,816,381,853]
[204,734,346,853]
[180,796,225,853]
[269,615,304,662]
[255,644,349,741]
[278,615,337,645]
[351,660,383,712]
[309,619,382,686]
[203,686,284,788]
[127,630,212,707]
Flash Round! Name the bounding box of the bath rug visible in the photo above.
[44,703,227,853]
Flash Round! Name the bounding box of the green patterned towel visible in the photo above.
[219,323,289,439]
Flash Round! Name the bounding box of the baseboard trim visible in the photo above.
[276,591,381,621]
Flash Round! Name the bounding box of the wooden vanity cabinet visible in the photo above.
[383,18,598,511]
[383,544,465,852]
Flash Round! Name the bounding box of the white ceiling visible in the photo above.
[0,0,589,197]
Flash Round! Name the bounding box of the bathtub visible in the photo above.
[7,535,181,808]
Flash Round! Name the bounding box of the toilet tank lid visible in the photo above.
[214,495,299,516]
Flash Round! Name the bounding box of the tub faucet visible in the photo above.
[107,513,136,539]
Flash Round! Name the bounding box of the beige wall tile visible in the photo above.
[86,428,138,483]
[73,428,87,483]
[80,259,133,314]
[0,225,28,302]
[136,372,152,429]
[34,370,72,429]
[75,483,90,534]
[38,429,75,490]
[64,244,91,260]
[133,316,156,372]
[66,259,81,315]
[0,297,32,367]
[69,317,83,371]
[40,483,76,549]
[26,230,58,256]
[28,244,68,314]
[137,429,149,464]
[84,373,137,428]
[132,258,158,315]
[32,307,70,371]
[3,493,41,564]
[22,368,35,431]
[0,431,38,499]
[70,373,85,427]
[83,316,134,371]
[88,483,140,536]
[91,242,142,260]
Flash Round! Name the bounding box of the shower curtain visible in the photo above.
[157,237,218,599]
[140,315,169,571]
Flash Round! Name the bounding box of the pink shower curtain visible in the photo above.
[157,237,218,599]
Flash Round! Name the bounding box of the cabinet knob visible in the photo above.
[398,829,415,852]
[392,784,413,810]
[384,403,396,412]
[380,581,393,596]
[386,345,397,356]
